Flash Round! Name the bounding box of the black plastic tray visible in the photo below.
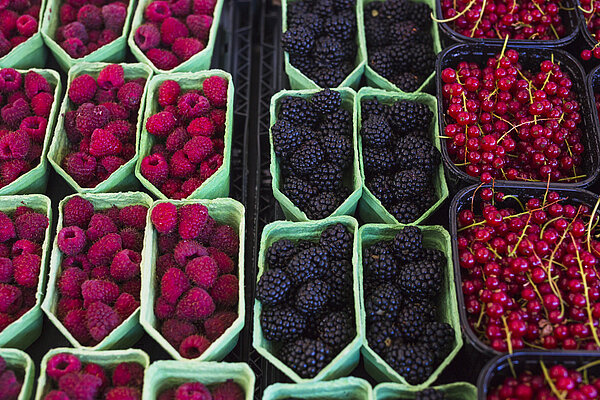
[576,1,597,49]
[436,43,600,192]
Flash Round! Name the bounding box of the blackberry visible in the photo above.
[256,268,293,306]
[290,55,315,74]
[287,0,313,19]
[366,175,394,206]
[388,100,433,134]
[369,49,394,77]
[397,301,435,341]
[306,191,343,219]
[266,239,297,269]
[278,338,333,378]
[383,343,435,385]
[398,260,443,300]
[282,26,315,57]
[288,13,323,36]
[362,146,397,175]
[311,89,342,114]
[392,226,422,263]
[282,177,318,209]
[392,72,421,92]
[310,64,350,88]
[313,36,345,67]
[320,108,352,136]
[260,305,307,342]
[325,14,356,41]
[309,162,343,192]
[320,223,353,260]
[388,201,421,224]
[289,140,324,175]
[326,259,353,309]
[361,115,393,148]
[317,311,355,351]
[366,319,401,354]
[415,187,437,212]
[421,322,455,362]
[391,169,429,199]
[297,239,317,252]
[361,98,388,120]
[321,133,352,169]
[364,241,398,281]
[364,15,390,47]
[286,246,329,284]
[295,279,330,316]
[380,0,411,21]
[389,20,427,43]
[339,39,357,61]
[279,96,318,128]
[395,135,440,174]
[365,282,402,321]
[416,389,446,400]
[395,42,435,76]
[312,0,335,18]
[334,0,356,12]
[271,119,311,160]
[407,1,433,28]
[422,247,446,268]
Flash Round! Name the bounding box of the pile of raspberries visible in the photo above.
[0,0,42,57]
[0,355,23,400]
[54,196,147,346]
[54,0,129,59]
[150,201,239,359]
[42,352,144,400]
[0,68,54,188]
[133,0,218,70]
[159,379,244,400]
[140,77,227,199]
[0,205,49,331]
[61,64,147,188]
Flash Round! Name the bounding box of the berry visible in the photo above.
[202,76,228,108]
[178,335,211,359]
[160,267,190,304]
[134,24,161,51]
[204,311,237,341]
[158,80,181,107]
[161,318,197,347]
[81,279,120,305]
[278,338,333,378]
[175,287,215,321]
[86,301,121,342]
[383,343,435,385]
[211,380,244,400]
[58,372,102,400]
[256,268,292,306]
[210,274,238,307]
[146,49,179,70]
[392,226,422,262]
[185,256,218,289]
[112,362,144,387]
[69,74,97,105]
[63,196,94,228]
[46,353,82,380]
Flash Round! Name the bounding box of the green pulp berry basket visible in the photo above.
[0,348,35,400]
[140,198,245,361]
[128,0,224,74]
[40,0,136,71]
[135,70,234,200]
[35,348,149,400]
[47,62,153,194]
[253,216,364,383]
[359,224,462,388]
[281,0,367,89]
[0,0,48,69]
[42,192,154,350]
[0,69,61,196]
[374,382,477,399]
[359,0,442,94]
[0,195,52,349]
[142,361,255,400]
[263,377,373,400]
[356,88,448,225]
[269,88,362,221]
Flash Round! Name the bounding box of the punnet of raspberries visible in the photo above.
[272,89,354,220]
[0,355,24,400]
[52,0,130,59]
[42,352,144,400]
[360,96,440,223]
[282,0,358,87]
[0,68,55,188]
[150,201,240,359]
[53,196,147,346]
[364,0,435,92]
[0,0,42,58]
[158,379,244,400]
[139,77,227,199]
[363,226,455,385]
[0,204,48,332]
[133,0,218,70]
[256,223,356,379]
[442,49,587,183]
[59,64,147,188]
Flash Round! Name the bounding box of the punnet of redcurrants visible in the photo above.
[580,0,600,61]
[457,187,600,352]
[442,49,587,183]
[440,0,567,40]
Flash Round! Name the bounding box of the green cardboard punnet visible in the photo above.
[140,198,245,361]
[359,224,462,388]
[253,216,364,383]
[0,348,35,400]
[142,361,255,400]
[269,88,362,221]
[135,71,234,200]
[42,192,153,350]
[374,382,477,399]
[263,377,373,400]
[0,0,47,69]
[47,62,153,194]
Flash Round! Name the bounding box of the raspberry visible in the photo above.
[160,318,196,348]
[0,258,12,283]
[99,156,125,178]
[20,116,48,144]
[91,265,110,280]
[209,225,238,257]
[211,109,226,133]
[175,287,215,321]
[87,233,122,266]
[105,387,141,400]
[104,120,133,143]
[161,179,182,198]
[169,150,194,178]
[146,111,176,137]
[0,160,28,186]
[134,24,160,51]
[97,64,125,90]
[1,98,31,128]
[210,274,238,307]
[77,103,111,136]
[46,353,82,380]
[113,292,139,320]
[101,102,129,120]
[117,82,144,111]
[158,232,178,254]
[178,335,211,359]
[177,93,209,120]
[15,14,37,37]
[45,391,70,400]
[101,2,127,33]
[187,117,214,137]
[68,74,97,105]
[0,130,31,160]
[0,212,14,243]
[57,297,82,319]
[24,71,50,100]
[120,227,143,252]
[62,309,91,344]
[204,311,237,341]
[178,204,209,240]
[81,279,120,304]
[110,249,141,281]
[13,253,40,288]
[0,11,16,40]
[150,203,177,234]
[186,14,212,41]
[57,267,87,298]
[202,76,228,108]
[193,0,217,15]
[77,4,102,29]
[86,301,121,342]
[15,211,48,242]
[57,226,86,256]
[144,1,171,22]
[141,154,169,186]
[86,214,117,242]
[146,48,179,71]
[31,92,54,118]
[12,239,39,257]
[159,389,176,400]
[160,267,189,304]
[0,69,21,92]
[182,136,213,164]
[186,256,218,289]
[63,152,97,185]
[169,0,191,16]
[0,312,13,330]
[94,88,114,104]
[89,129,122,158]
[121,279,141,300]
[83,363,109,391]
[119,205,148,230]
[160,17,188,46]
[181,178,202,196]
[172,37,204,62]
[157,79,179,106]
[59,372,103,400]
[63,21,88,43]
[211,380,244,400]
[112,362,144,387]
[63,196,94,228]
[60,4,77,24]
[154,295,175,319]
[61,38,87,58]
[206,248,232,274]
[156,254,176,277]
[174,240,208,266]
[0,284,21,313]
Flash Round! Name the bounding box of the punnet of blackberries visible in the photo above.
[282,0,358,87]
[256,223,356,379]
[272,90,355,220]
[364,0,436,92]
[363,226,455,385]
[360,96,440,223]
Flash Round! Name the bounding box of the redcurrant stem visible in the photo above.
[497,36,510,69]
[550,24,559,40]
[502,195,524,211]
[522,340,546,350]
[533,2,546,15]
[470,0,487,36]
[508,213,532,258]
[475,302,486,329]
[540,361,567,400]
[558,175,588,182]
[526,273,550,319]
[501,315,515,365]
[541,55,554,92]
[586,196,600,254]
[431,0,477,23]
[579,4,595,14]
[576,359,600,372]
[469,181,486,213]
